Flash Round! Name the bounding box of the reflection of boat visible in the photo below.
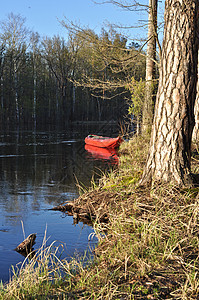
[85,144,119,164]
[85,135,123,148]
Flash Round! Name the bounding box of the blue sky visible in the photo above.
[0,0,150,41]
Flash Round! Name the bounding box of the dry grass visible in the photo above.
[90,186,199,299]
[0,233,74,299]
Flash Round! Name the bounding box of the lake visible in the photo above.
[0,124,120,283]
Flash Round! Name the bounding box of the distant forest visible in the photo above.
[0,13,146,130]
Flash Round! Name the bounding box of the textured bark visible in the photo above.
[142,0,157,134]
[192,50,199,141]
[141,0,199,187]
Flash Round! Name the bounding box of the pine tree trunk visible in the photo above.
[140,0,199,187]
[142,0,157,134]
[192,50,199,141]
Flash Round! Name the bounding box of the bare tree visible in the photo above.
[0,13,30,122]
[30,32,40,128]
[42,35,71,98]
[60,19,146,101]
[103,0,160,135]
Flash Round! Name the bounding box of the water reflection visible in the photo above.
[0,127,119,282]
[85,144,119,164]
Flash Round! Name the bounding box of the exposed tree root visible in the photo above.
[51,189,124,224]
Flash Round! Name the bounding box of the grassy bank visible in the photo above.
[1,137,199,299]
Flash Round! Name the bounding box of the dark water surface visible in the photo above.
[0,125,119,282]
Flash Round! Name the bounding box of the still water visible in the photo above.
[0,125,119,283]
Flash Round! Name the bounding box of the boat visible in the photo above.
[85,135,123,149]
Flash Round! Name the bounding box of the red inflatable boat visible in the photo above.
[85,135,123,149]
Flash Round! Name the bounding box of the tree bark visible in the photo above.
[140,0,199,187]
[142,0,158,134]
[192,49,199,141]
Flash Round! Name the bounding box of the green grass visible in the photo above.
[1,136,199,299]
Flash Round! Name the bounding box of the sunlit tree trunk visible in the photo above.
[192,49,199,141]
[0,48,5,112]
[140,0,199,187]
[14,61,19,123]
[142,0,157,134]
[32,42,37,129]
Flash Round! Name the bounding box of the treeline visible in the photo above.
[0,13,146,130]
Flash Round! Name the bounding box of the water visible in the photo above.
[0,125,119,283]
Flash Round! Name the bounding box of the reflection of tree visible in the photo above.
[0,129,115,221]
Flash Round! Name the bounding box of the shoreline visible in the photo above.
[1,136,199,299]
